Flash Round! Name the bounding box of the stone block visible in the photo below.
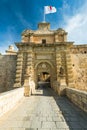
[42,122,56,128]
[56,122,69,128]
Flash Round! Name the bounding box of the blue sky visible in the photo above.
[0,0,87,54]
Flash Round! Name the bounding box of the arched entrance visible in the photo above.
[38,72,50,82]
[37,71,51,88]
[35,61,54,88]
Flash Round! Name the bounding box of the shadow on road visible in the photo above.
[33,82,87,129]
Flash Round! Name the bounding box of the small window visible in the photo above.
[42,39,46,45]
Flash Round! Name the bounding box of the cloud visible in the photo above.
[59,0,70,14]
[16,13,32,28]
[64,0,87,44]
[65,14,87,32]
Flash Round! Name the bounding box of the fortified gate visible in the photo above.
[13,22,74,96]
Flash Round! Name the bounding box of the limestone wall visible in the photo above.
[66,88,87,112]
[0,87,24,117]
[71,54,87,91]
[0,55,17,92]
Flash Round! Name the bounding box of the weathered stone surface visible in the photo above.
[72,54,87,91]
[66,87,87,112]
[0,55,17,92]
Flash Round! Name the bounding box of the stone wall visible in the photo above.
[0,55,17,92]
[71,54,87,91]
[66,88,87,112]
[71,45,87,54]
[0,87,24,117]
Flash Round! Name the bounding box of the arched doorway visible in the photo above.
[38,72,50,82]
[35,61,54,89]
[37,71,51,88]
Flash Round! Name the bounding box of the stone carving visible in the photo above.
[37,62,51,74]
[59,67,64,76]
[42,63,46,68]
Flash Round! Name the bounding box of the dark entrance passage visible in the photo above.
[38,72,50,82]
[37,72,51,88]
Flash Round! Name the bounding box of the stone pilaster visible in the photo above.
[56,50,67,96]
[23,53,31,96]
[24,52,35,96]
[14,53,23,87]
[55,34,58,42]
[66,52,74,87]
[27,52,35,93]
[26,53,34,78]
[56,53,61,82]
[24,67,30,96]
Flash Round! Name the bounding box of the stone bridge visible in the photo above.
[0,85,87,130]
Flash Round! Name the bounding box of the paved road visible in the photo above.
[0,85,87,130]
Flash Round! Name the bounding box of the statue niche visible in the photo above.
[59,67,64,76]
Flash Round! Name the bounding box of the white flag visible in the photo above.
[44,6,57,14]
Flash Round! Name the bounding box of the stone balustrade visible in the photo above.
[0,87,24,117]
[66,87,87,112]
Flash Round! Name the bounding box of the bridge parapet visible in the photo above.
[0,87,24,117]
[66,87,87,112]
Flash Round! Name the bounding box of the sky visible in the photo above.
[0,0,87,54]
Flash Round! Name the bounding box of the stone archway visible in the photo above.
[37,71,51,88]
[35,61,54,88]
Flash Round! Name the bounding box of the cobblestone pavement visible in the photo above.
[0,85,87,130]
